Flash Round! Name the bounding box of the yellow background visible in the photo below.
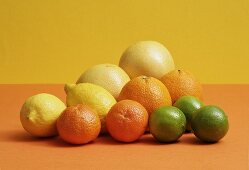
[0,0,249,83]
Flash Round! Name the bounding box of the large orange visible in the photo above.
[106,100,148,142]
[57,104,101,144]
[118,76,172,115]
[160,69,203,103]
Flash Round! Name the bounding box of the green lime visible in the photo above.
[173,96,204,132]
[191,105,229,142]
[149,106,186,143]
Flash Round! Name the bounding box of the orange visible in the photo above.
[106,100,148,142]
[160,69,203,103]
[118,76,172,115]
[56,104,101,144]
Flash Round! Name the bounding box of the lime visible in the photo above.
[191,105,229,142]
[20,93,66,137]
[173,96,204,132]
[149,106,186,143]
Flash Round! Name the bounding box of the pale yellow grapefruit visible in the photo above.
[119,41,175,79]
[77,64,130,99]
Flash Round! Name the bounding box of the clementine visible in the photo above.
[57,104,101,144]
[106,100,148,142]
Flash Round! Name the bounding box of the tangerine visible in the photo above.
[106,100,148,142]
[57,104,101,144]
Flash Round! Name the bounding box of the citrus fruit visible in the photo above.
[106,100,148,142]
[65,83,116,134]
[20,93,66,137]
[160,69,203,103]
[173,96,204,132]
[118,76,172,115]
[76,64,130,99]
[119,41,175,79]
[57,104,101,144]
[191,105,229,142]
[149,106,186,143]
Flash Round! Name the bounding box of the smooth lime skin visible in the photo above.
[191,105,229,142]
[149,106,186,143]
[173,96,204,131]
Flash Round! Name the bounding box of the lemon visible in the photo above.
[65,83,116,133]
[20,93,66,137]
[119,41,175,79]
[77,64,130,99]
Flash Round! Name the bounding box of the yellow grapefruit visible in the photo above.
[77,64,130,99]
[119,41,175,79]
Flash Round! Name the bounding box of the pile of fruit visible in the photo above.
[20,41,229,144]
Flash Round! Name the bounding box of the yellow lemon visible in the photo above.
[119,41,175,79]
[65,83,116,133]
[77,64,130,99]
[20,93,66,137]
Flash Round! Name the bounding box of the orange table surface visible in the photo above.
[0,84,248,170]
